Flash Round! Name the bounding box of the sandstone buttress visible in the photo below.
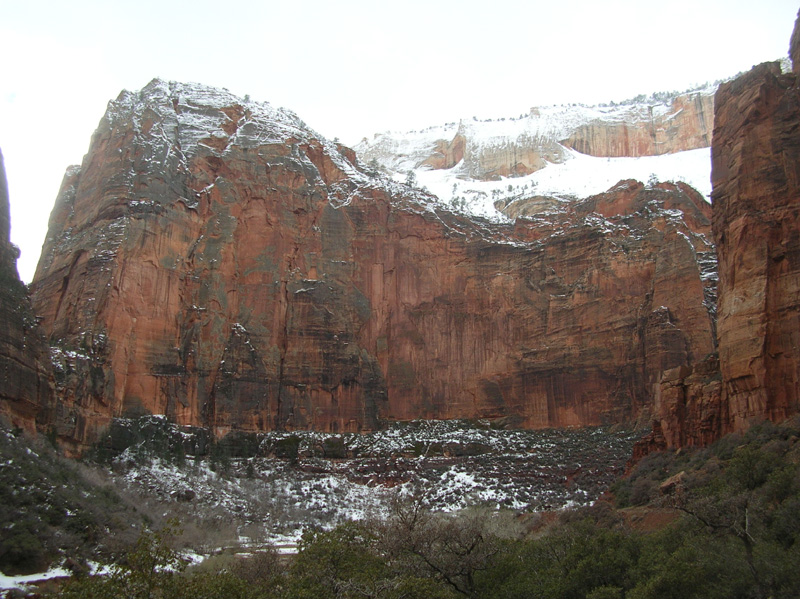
[639,14,800,452]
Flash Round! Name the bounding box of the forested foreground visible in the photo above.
[47,418,800,599]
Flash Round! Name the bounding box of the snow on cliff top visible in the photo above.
[356,86,716,220]
[104,78,712,223]
[101,78,367,190]
[111,78,316,145]
[414,147,712,221]
[360,100,673,155]
[356,84,716,161]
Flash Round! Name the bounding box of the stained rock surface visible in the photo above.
[562,92,714,159]
[16,16,800,457]
[713,60,800,431]
[357,88,715,181]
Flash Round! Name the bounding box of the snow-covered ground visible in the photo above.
[102,420,640,554]
[0,567,72,592]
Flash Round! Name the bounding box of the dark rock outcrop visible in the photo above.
[0,149,54,433]
[29,80,717,451]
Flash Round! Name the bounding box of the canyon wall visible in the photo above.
[29,80,716,451]
[462,135,566,180]
[712,59,800,431]
[0,149,53,433]
[640,15,800,452]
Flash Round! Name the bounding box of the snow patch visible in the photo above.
[0,567,72,591]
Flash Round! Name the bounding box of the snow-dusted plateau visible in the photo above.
[355,85,720,220]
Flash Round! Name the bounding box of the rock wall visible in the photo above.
[30,80,717,451]
[419,133,466,170]
[0,148,54,433]
[563,92,714,158]
[640,14,800,451]
[462,137,566,180]
[359,89,715,183]
[712,59,800,430]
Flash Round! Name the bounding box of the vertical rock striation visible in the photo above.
[563,92,715,158]
[712,56,800,431]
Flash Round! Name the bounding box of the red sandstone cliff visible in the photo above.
[0,149,54,433]
[29,80,717,452]
[712,59,800,430]
[639,15,800,453]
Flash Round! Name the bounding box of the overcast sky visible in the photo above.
[1,0,798,281]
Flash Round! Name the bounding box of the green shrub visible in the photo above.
[0,426,144,574]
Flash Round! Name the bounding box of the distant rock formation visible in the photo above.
[562,92,714,158]
[0,149,53,433]
[357,88,715,181]
[29,80,716,451]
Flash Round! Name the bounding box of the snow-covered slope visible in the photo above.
[358,95,692,169]
[412,147,711,220]
[104,418,641,549]
[355,87,716,220]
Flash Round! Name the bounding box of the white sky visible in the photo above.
[1,0,798,282]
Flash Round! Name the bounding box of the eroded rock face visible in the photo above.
[419,133,466,171]
[357,89,715,182]
[646,355,724,450]
[640,14,800,451]
[563,92,714,158]
[462,136,565,180]
[712,60,800,430]
[0,149,54,432]
[31,80,716,451]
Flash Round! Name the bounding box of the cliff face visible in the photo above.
[640,16,800,451]
[30,80,716,451]
[462,137,565,180]
[563,92,714,158]
[712,60,800,430]
[419,133,466,170]
[0,149,54,433]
